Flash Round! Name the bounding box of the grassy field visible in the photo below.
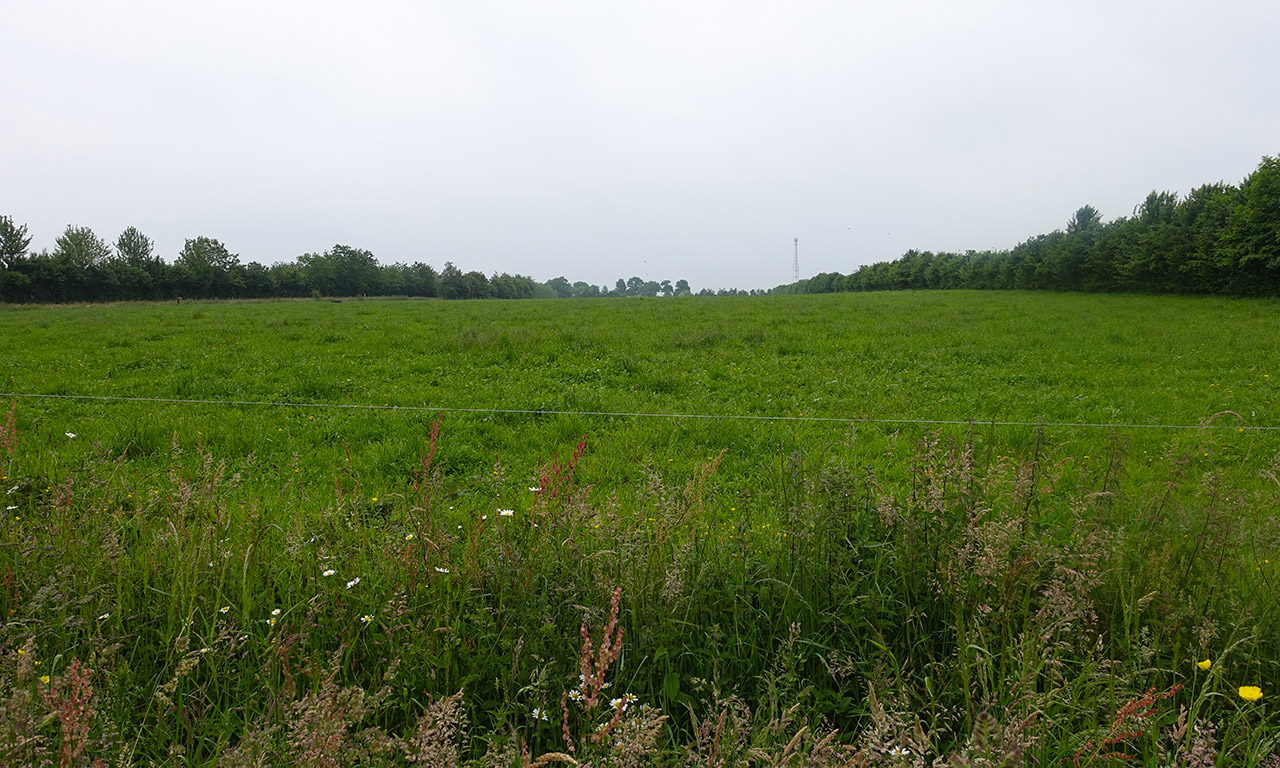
[1,291,1277,766]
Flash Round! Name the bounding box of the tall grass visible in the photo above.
[2,417,1277,765]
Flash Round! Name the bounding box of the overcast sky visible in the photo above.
[3,1,1278,291]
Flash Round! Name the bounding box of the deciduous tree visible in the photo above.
[1066,205,1103,235]
[0,215,32,268]
[53,225,112,269]
[115,226,155,265]
[176,236,239,298]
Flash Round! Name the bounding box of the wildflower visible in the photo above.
[404,533,415,541]
[499,509,514,517]
[371,497,378,502]
[624,693,638,705]
[434,566,450,573]
[528,486,539,492]
[346,577,361,589]
[531,707,549,721]
[219,606,230,614]
[1238,686,1263,702]
[888,746,910,758]
[40,675,50,685]
[1197,659,1212,671]
[98,613,109,620]
[569,689,583,702]
[200,647,212,654]
[610,697,626,711]
[271,608,281,616]
[268,618,277,626]
[323,569,336,577]
[66,432,76,438]
[5,485,16,494]
[361,614,373,624]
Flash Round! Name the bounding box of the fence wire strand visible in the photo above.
[1,391,1275,432]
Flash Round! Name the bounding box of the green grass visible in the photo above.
[3,292,1278,496]
[1,291,1277,766]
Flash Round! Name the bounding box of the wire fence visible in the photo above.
[3,391,1276,432]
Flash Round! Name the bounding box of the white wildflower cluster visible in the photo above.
[566,672,644,726]
[609,693,640,711]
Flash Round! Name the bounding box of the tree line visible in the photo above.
[775,153,1280,297]
[0,223,703,303]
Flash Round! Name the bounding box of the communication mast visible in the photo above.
[793,237,799,281]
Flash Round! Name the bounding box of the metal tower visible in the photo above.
[793,237,799,281]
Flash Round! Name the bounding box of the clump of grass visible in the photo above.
[401,690,467,766]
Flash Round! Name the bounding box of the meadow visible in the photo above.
[0,291,1277,766]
